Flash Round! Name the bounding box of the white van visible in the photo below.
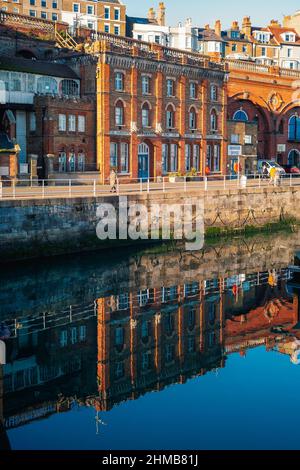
[257,160,286,176]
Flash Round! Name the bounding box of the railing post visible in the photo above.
[93,180,96,197]
[147,178,150,193]
[140,178,143,193]
[204,176,208,191]
[223,175,226,190]
[259,174,261,188]
[0,180,2,199]
[163,177,165,193]
[184,176,187,192]
[117,178,120,195]
[42,180,45,199]
[290,174,292,187]
[12,179,16,199]
[69,179,72,197]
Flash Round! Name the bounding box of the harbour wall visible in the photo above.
[0,186,300,262]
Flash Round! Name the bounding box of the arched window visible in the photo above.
[210,110,218,131]
[185,144,191,171]
[210,85,218,101]
[115,101,124,126]
[68,152,76,172]
[37,76,58,95]
[189,108,197,130]
[142,103,150,127]
[61,79,79,96]
[77,151,85,171]
[166,105,175,129]
[288,149,300,167]
[233,110,248,122]
[288,115,300,141]
[115,72,124,91]
[58,151,67,172]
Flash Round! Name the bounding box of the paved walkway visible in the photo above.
[1,177,299,200]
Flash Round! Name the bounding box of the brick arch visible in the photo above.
[16,49,37,60]
[228,97,272,156]
[276,104,300,133]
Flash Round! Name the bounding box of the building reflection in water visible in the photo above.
[0,266,299,434]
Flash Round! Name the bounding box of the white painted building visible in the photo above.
[132,18,199,52]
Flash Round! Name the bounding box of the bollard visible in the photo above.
[184,176,187,192]
[0,181,2,199]
[93,180,96,197]
[163,177,165,193]
[12,179,16,199]
[140,178,143,193]
[42,180,45,199]
[290,174,292,187]
[147,178,150,193]
[223,175,226,190]
[69,179,72,197]
[117,178,120,195]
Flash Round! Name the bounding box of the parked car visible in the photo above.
[257,160,286,176]
[282,165,300,175]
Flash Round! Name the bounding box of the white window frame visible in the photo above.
[68,114,76,132]
[78,115,85,132]
[73,3,80,13]
[104,5,110,20]
[114,7,120,21]
[58,114,66,132]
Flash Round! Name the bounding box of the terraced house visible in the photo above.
[0,0,126,35]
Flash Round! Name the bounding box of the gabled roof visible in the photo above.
[0,56,79,79]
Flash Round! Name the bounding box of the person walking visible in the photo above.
[262,163,268,180]
[269,166,276,186]
[274,168,281,187]
[109,169,118,193]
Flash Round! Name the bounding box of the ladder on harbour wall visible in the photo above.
[54,23,78,50]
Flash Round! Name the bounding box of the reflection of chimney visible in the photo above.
[242,16,252,37]
[205,24,210,30]
[148,7,156,23]
[158,2,166,26]
[231,20,239,30]
[215,19,221,36]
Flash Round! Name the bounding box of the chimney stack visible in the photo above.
[215,20,221,36]
[231,20,239,30]
[269,19,281,27]
[158,2,166,26]
[204,24,210,30]
[242,16,252,37]
[148,7,156,23]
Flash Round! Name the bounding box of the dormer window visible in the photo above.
[231,31,240,39]
[254,31,271,43]
[284,33,295,42]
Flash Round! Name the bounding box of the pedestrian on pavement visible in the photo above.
[269,166,276,186]
[274,168,281,187]
[262,163,268,180]
[109,169,118,193]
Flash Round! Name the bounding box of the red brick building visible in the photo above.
[89,35,228,183]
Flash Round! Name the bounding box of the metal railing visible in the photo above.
[1,174,300,200]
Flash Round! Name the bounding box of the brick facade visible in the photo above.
[28,95,96,173]
[89,38,227,183]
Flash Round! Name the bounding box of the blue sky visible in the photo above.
[125,0,299,29]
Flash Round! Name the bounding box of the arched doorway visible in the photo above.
[288,149,300,167]
[138,143,150,180]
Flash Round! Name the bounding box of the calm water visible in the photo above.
[1,232,300,450]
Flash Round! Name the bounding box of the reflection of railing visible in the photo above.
[6,301,98,339]
[2,269,291,339]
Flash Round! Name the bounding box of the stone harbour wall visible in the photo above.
[0,186,300,262]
